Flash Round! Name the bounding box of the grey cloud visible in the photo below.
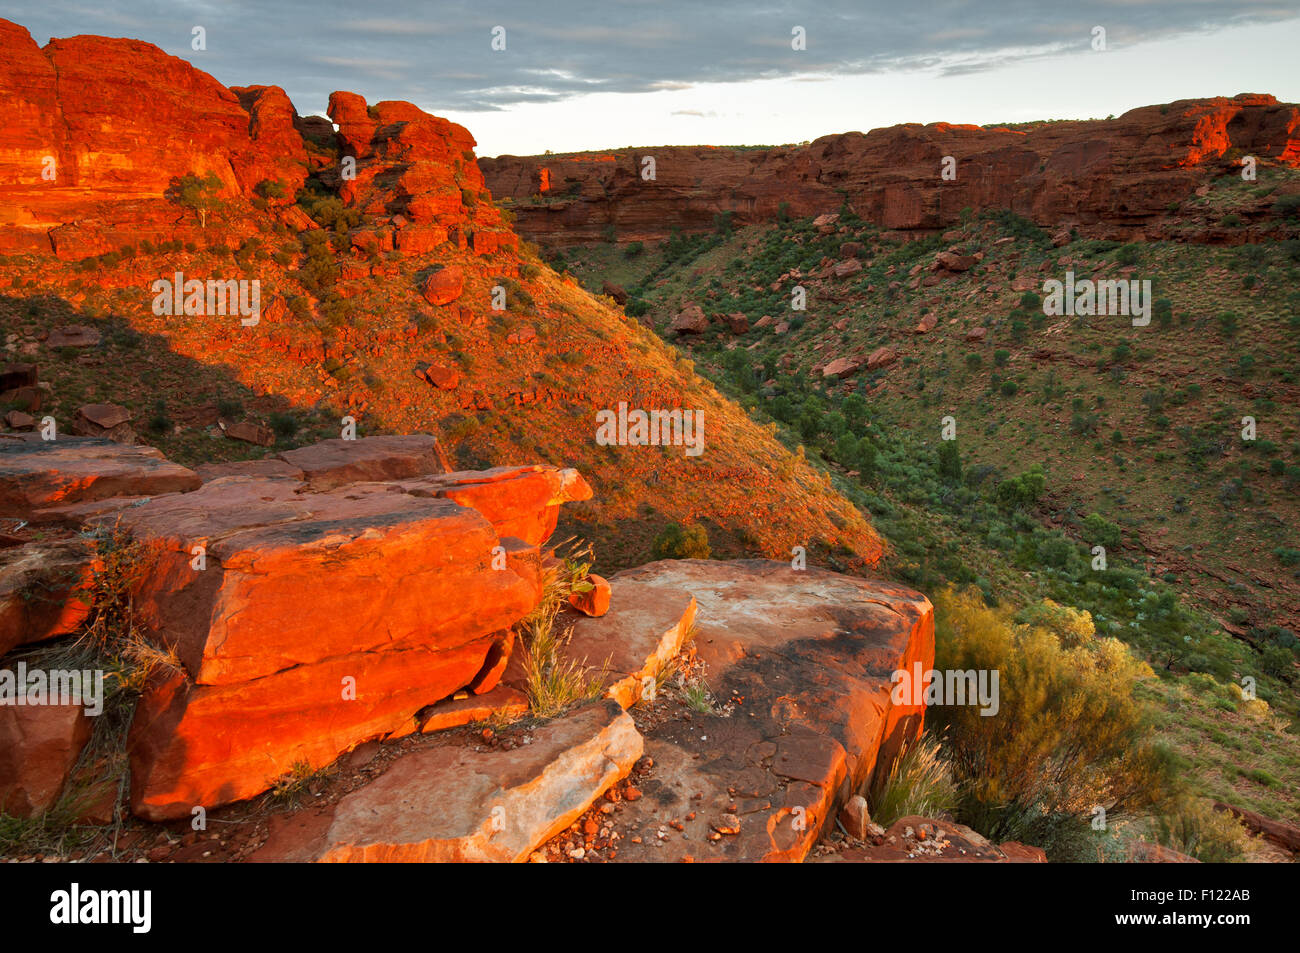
[2,0,1294,118]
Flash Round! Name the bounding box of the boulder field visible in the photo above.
[481,94,1300,246]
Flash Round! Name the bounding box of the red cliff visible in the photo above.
[480,94,1300,245]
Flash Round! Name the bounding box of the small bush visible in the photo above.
[868,734,960,827]
[1153,798,1248,863]
[651,523,712,560]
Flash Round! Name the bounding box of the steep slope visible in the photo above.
[0,17,882,573]
[481,95,1300,247]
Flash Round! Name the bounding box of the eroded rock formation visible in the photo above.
[0,432,591,819]
[480,94,1300,245]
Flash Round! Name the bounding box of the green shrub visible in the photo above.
[995,464,1045,508]
[932,588,1174,860]
[1082,513,1121,550]
[1154,797,1248,862]
[651,523,711,560]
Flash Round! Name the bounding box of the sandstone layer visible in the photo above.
[481,94,1300,246]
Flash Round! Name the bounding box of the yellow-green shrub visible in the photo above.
[932,588,1175,858]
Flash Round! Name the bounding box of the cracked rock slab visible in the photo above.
[251,699,642,862]
[596,559,933,863]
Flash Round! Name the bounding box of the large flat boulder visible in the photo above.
[275,435,447,489]
[401,465,593,546]
[0,435,200,518]
[113,480,535,686]
[251,699,642,862]
[585,560,933,863]
[128,633,507,821]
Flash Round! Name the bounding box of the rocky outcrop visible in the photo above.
[550,559,934,862]
[0,19,307,254]
[0,433,592,821]
[0,17,513,260]
[323,93,517,255]
[481,94,1300,246]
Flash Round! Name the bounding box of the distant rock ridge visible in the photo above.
[480,94,1300,245]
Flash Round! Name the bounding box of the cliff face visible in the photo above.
[480,94,1300,246]
[0,17,518,261]
[0,21,308,253]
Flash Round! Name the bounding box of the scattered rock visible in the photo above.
[934,251,977,272]
[567,573,611,617]
[866,345,898,370]
[839,794,871,840]
[670,304,708,335]
[821,357,861,379]
[223,420,274,447]
[421,265,464,306]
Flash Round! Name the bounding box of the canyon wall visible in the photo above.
[480,94,1300,246]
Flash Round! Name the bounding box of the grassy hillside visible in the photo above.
[552,168,1300,828]
[0,200,881,575]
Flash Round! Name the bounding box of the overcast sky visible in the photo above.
[6,1,1300,156]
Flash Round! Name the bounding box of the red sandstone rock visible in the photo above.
[482,95,1300,246]
[867,346,898,370]
[194,458,303,482]
[0,701,93,817]
[251,699,642,862]
[128,634,506,820]
[566,573,611,617]
[0,19,307,255]
[223,420,274,446]
[421,266,465,306]
[401,465,594,547]
[934,251,977,272]
[670,304,708,334]
[565,560,933,863]
[822,357,861,379]
[275,434,448,489]
[0,538,93,657]
[0,435,200,518]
